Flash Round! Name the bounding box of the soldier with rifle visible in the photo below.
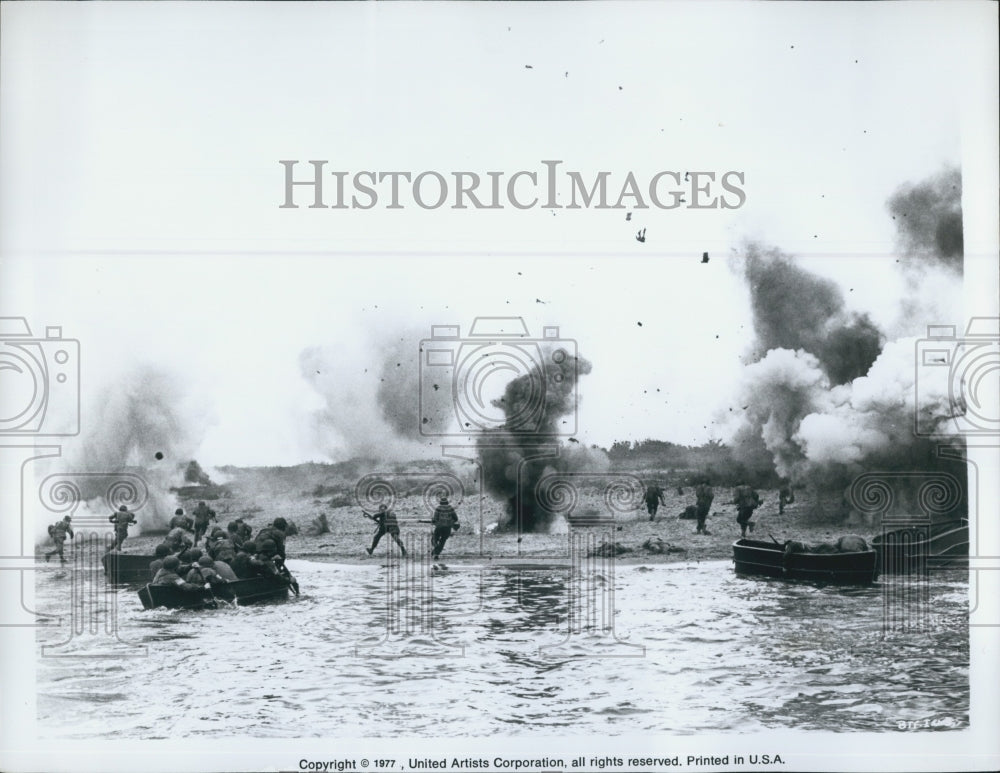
[363,503,407,557]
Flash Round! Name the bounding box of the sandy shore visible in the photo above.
[104,483,871,567]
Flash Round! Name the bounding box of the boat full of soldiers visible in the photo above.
[96,505,299,609]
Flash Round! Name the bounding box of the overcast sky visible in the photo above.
[2,2,997,466]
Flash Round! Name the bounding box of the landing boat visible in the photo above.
[733,538,879,585]
[872,519,969,572]
[138,576,291,610]
[102,552,157,583]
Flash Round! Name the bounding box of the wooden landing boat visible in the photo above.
[733,538,879,585]
[872,519,969,572]
[102,552,157,583]
[138,576,291,610]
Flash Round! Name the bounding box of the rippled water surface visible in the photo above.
[35,560,968,737]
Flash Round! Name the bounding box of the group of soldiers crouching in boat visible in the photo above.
[147,504,298,594]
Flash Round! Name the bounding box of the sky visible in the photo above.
[2,1,997,467]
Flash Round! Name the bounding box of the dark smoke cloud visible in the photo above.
[477,350,607,532]
[888,167,963,273]
[728,169,968,522]
[742,243,883,385]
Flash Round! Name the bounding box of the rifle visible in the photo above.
[274,556,300,596]
[362,510,432,525]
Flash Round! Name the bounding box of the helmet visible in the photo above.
[198,555,214,567]
[175,508,184,516]
[119,505,129,512]
[257,539,277,555]
[163,556,180,570]
[272,517,288,531]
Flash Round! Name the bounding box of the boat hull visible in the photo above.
[138,577,290,610]
[733,539,879,585]
[102,552,157,583]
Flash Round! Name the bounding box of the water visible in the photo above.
[34,560,968,737]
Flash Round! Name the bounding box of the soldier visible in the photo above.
[192,501,217,546]
[231,541,256,579]
[169,508,193,531]
[165,526,193,555]
[207,529,237,563]
[733,483,762,538]
[694,479,714,535]
[106,505,137,553]
[364,504,407,557]
[779,483,795,515]
[234,518,253,542]
[644,483,666,521]
[44,516,74,564]
[185,554,229,587]
[431,496,460,560]
[151,555,205,592]
[255,518,288,560]
[148,543,172,578]
[250,539,282,579]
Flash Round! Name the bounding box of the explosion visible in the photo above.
[477,349,608,532]
[300,330,432,464]
[60,365,207,532]
[730,167,968,522]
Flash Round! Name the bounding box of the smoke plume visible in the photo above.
[728,168,967,521]
[888,167,963,274]
[300,329,431,463]
[64,365,206,532]
[742,244,883,385]
[477,349,608,532]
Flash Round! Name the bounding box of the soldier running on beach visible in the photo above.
[169,508,193,531]
[106,505,137,553]
[779,483,795,515]
[364,504,407,557]
[694,479,714,535]
[191,501,217,546]
[644,483,666,521]
[733,484,762,538]
[45,516,74,564]
[431,496,460,560]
